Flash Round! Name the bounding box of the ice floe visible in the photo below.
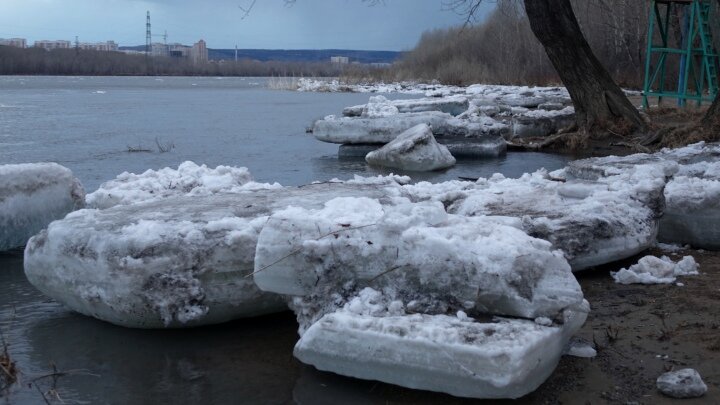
[611,255,699,285]
[365,124,456,171]
[565,142,720,250]
[310,82,581,160]
[295,294,588,399]
[24,182,396,328]
[0,163,85,251]
[400,164,667,271]
[253,193,588,399]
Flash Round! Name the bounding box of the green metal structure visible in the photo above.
[643,0,719,107]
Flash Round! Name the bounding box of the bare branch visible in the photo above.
[238,0,257,20]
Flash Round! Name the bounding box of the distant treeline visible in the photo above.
[350,1,675,88]
[0,46,351,77]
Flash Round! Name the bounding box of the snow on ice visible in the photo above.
[0,163,85,251]
[86,161,281,209]
[399,164,667,270]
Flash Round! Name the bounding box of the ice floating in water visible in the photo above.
[25,182,398,328]
[0,163,85,251]
[365,124,456,171]
[86,161,281,209]
[313,112,452,145]
[611,255,699,285]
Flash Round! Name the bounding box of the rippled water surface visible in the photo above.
[0,76,574,404]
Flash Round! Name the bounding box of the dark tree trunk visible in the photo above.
[523,0,647,134]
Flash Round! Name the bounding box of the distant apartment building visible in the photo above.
[34,40,71,50]
[190,40,208,64]
[0,38,27,48]
[78,41,118,52]
[330,56,349,64]
[153,40,207,64]
[168,43,191,58]
[151,43,169,57]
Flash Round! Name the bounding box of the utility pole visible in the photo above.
[146,11,152,55]
[74,36,79,54]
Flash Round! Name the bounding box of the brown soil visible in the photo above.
[528,247,720,404]
[510,99,720,157]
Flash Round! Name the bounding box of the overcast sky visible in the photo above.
[0,0,494,51]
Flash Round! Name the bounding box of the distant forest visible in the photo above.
[351,0,658,88]
[0,46,357,77]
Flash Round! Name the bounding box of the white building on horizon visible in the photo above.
[330,56,349,64]
[0,38,27,48]
[34,40,71,50]
[78,41,118,52]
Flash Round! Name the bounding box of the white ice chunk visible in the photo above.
[24,183,396,328]
[564,337,597,358]
[294,300,588,399]
[611,255,699,284]
[568,142,720,250]
[437,166,666,271]
[0,163,85,251]
[656,369,708,398]
[86,161,281,209]
[254,196,584,325]
[365,124,456,171]
[362,95,400,117]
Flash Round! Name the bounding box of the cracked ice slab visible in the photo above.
[0,163,85,251]
[295,302,588,399]
[24,182,400,328]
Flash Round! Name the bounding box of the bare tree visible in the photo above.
[524,0,647,134]
[448,0,647,136]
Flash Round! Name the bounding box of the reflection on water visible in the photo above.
[1,251,301,404]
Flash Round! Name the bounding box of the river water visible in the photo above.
[0,76,572,404]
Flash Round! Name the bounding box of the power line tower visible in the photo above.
[643,0,720,107]
[146,11,152,55]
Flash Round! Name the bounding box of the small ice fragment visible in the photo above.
[657,368,707,398]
